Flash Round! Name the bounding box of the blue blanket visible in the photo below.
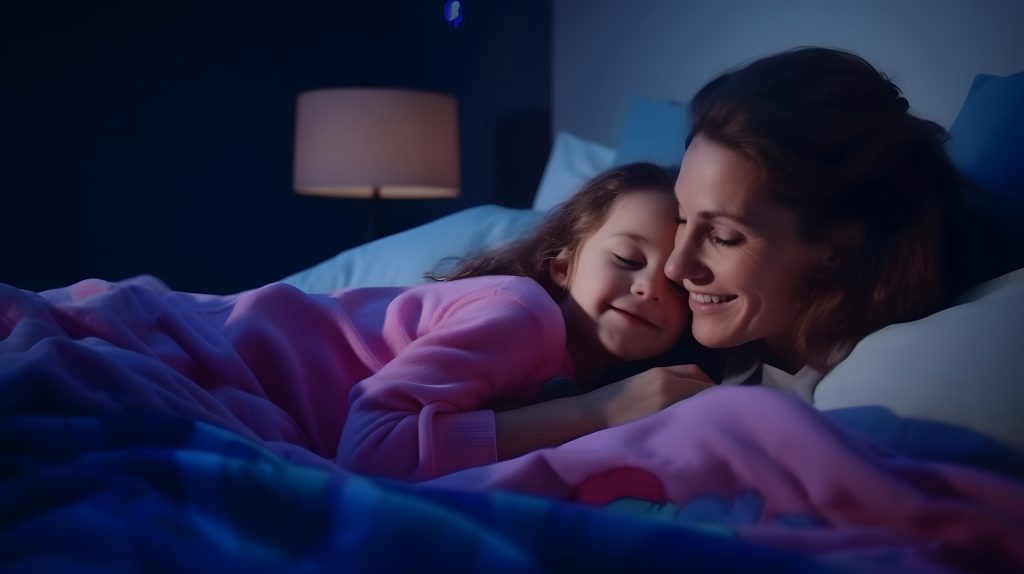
[1,414,847,573]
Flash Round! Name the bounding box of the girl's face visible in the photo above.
[666,134,831,365]
[557,190,690,363]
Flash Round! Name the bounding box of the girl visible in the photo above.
[0,162,713,482]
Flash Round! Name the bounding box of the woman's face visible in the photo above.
[665,134,830,362]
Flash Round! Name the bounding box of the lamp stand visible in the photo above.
[370,185,382,240]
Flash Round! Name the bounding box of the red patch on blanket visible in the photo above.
[570,467,667,506]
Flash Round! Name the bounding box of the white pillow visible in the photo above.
[814,266,1024,451]
[282,204,543,293]
[532,132,614,212]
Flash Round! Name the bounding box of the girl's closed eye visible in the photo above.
[612,253,643,268]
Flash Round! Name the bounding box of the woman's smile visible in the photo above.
[687,291,738,314]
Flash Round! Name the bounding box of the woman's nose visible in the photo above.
[665,235,710,285]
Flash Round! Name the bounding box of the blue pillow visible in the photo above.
[946,70,1024,283]
[947,71,1024,208]
[282,205,543,292]
[533,132,615,212]
[824,406,1024,480]
[613,97,690,168]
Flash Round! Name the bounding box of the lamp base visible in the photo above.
[370,185,382,240]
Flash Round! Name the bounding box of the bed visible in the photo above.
[2,69,1023,573]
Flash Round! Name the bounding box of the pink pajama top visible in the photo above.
[0,275,574,480]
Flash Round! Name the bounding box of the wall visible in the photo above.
[554,0,1024,145]
[1,0,551,293]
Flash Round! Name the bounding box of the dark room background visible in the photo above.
[1,1,551,293]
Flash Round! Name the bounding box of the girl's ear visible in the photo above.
[550,249,573,288]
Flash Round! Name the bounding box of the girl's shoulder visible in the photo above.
[390,277,568,361]
[413,275,551,303]
[405,276,562,328]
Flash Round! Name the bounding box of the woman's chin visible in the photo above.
[692,325,747,350]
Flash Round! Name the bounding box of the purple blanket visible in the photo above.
[2,276,1023,572]
[429,386,1024,572]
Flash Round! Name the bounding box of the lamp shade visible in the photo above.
[293,88,460,199]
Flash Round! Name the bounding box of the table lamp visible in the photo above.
[293,88,460,239]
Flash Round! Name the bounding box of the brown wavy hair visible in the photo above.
[689,47,970,369]
[428,162,677,300]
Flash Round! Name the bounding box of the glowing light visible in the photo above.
[443,0,463,28]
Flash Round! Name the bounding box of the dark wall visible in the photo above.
[1,0,551,293]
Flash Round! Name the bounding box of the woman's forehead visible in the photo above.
[675,135,804,232]
[676,136,761,209]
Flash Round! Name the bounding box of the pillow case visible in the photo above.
[946,71,1024,214]
[946,71,1024,280]
[613,96,689,168]
[814,266,1024,452]
[532,98,690,212]
[532,132,614,212]
[283,204,543,293]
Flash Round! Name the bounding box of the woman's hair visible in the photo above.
[689,46,971,369]
[428,162,677,300]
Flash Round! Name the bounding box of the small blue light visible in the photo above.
[443,0,463,28]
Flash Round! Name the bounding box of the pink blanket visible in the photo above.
[427,386,1024,572]
[2,276,1023,572]
[0,276,352,468]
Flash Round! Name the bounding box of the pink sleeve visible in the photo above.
[337,278,567,481]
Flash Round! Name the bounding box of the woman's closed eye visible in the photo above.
[709,227,743,247]
[679,215,744,247]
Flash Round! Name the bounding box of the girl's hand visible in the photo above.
[583,365,715,428]
[494,364,714,460]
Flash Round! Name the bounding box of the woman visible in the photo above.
[667,46,972,401]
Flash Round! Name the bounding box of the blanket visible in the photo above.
[2,277,1024,573]
[427,387,1024,573]
[0,414,845,573]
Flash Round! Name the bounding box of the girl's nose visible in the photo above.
[631,276,660,301]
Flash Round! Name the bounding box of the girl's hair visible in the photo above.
[430,161,705,386]
[428,162,677,300]
[689,47,972,369]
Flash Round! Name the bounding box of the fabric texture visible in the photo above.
[532,131,615,212]
[0,413,846,574]
[427,386,1024,573]
[283,204,543,293]
[716,341,824,404]
[613,96,690,168]
[946,70,1024,280]
[814,266,1024,452]
[947,71,1024,214]
[0,275,571,481]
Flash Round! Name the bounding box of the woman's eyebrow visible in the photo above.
[696,210,752,226]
